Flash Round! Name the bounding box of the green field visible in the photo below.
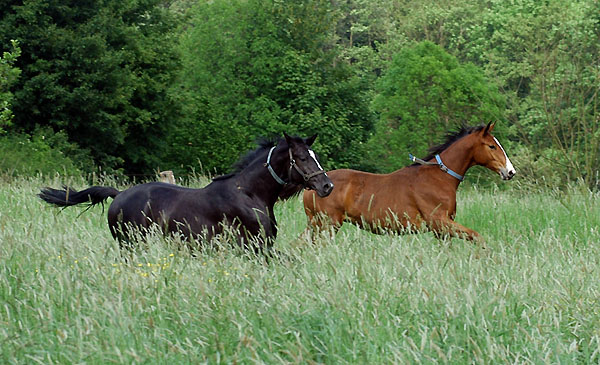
[1,177,599,363]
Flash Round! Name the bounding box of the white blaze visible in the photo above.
[493,137,515,173]
[308,149,326,175]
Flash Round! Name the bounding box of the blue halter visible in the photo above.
[409,153,464,181]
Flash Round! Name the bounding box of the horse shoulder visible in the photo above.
[208,182,271,226]
[330,170,367,211]
[352,168,427,226]
[409,174,457,221]
[336,170,388,220]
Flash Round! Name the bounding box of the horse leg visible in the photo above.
[428,218,484,243]
[109,219,136,252]
[302,211,343,243]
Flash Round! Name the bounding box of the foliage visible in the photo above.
[330,0,599,188]
[0,40,20,133]
[0,0,182,173]
[332,0,396,81]
[0,131,83,177]
[439,0,600,188]
[0,0,598,187]
[364,41,504,172]
[374,0,600,188]
[2,178,600,362]
[167,0,374,174]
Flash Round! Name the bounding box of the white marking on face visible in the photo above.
[493,137,515,173]
[308,149,326,174]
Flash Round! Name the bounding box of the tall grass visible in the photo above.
[1,177,599,363]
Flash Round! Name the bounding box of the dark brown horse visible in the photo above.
[303,123,515,242]
[40,134,333,252]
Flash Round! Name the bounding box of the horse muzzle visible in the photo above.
[499,167,516,180]
[317,181,334,197]
[307,178,334,197]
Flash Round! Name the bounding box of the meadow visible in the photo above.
[1,176,599,363]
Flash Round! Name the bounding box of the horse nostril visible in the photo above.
[509,170,515,177]
[324,183,333,192]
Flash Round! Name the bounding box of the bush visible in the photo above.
[0,132,84,177]
[0,40,21,133]
[365,41,505,173]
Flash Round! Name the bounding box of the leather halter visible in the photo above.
[409,153,464,181]
[265,146,326,186]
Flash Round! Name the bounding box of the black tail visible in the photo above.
[39,186,120,208]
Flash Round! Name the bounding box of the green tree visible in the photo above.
[0,40,20,133]
[464,0,600,187]
[366,41,504,172]
[167,0,374,174]
[0,0,182,173]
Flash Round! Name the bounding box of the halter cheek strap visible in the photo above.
[409,153,464,181]
[265,146,287,185]
[265,146,327,186]
[288,148,327,182]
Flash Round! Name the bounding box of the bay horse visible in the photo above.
[40,134,334,251]
[303,123,515,242]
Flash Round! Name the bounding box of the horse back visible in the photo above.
[303,167,434,228]
[304,169,395,221]
[107,182,192,234]
[107,181,268,241]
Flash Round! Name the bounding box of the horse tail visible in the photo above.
[39,186,120,208]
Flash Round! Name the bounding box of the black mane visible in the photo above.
[416,124,485,163]
[212,136,306,199]
[213,138,280,181]
[213,137,290,181]
[234,138,281,172]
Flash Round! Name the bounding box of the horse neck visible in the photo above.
[436,135,477,183]
[237,151,286,206]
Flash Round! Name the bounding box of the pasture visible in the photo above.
[1,176,599,363]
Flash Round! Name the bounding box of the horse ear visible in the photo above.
[305,134,317,146]
[283,132,293,145]
[482,122,496,135]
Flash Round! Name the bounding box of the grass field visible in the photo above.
[1,176,599,363]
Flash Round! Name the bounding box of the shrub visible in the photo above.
[0,131,84,177]
[365,41,505,172]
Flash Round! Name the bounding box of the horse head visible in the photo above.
[471,122,516,180]
[283,133,334,197]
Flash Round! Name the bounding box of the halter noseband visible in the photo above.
[265,146,326,186]
[409,153,464,181]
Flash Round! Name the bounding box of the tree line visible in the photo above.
[1,0,598,188]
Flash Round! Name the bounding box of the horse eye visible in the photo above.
[489,145,497,150]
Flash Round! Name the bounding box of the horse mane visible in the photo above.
[212,136,305,199]
[212,138,279,182]
[212,136,311,199]
[416,124,485,163]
